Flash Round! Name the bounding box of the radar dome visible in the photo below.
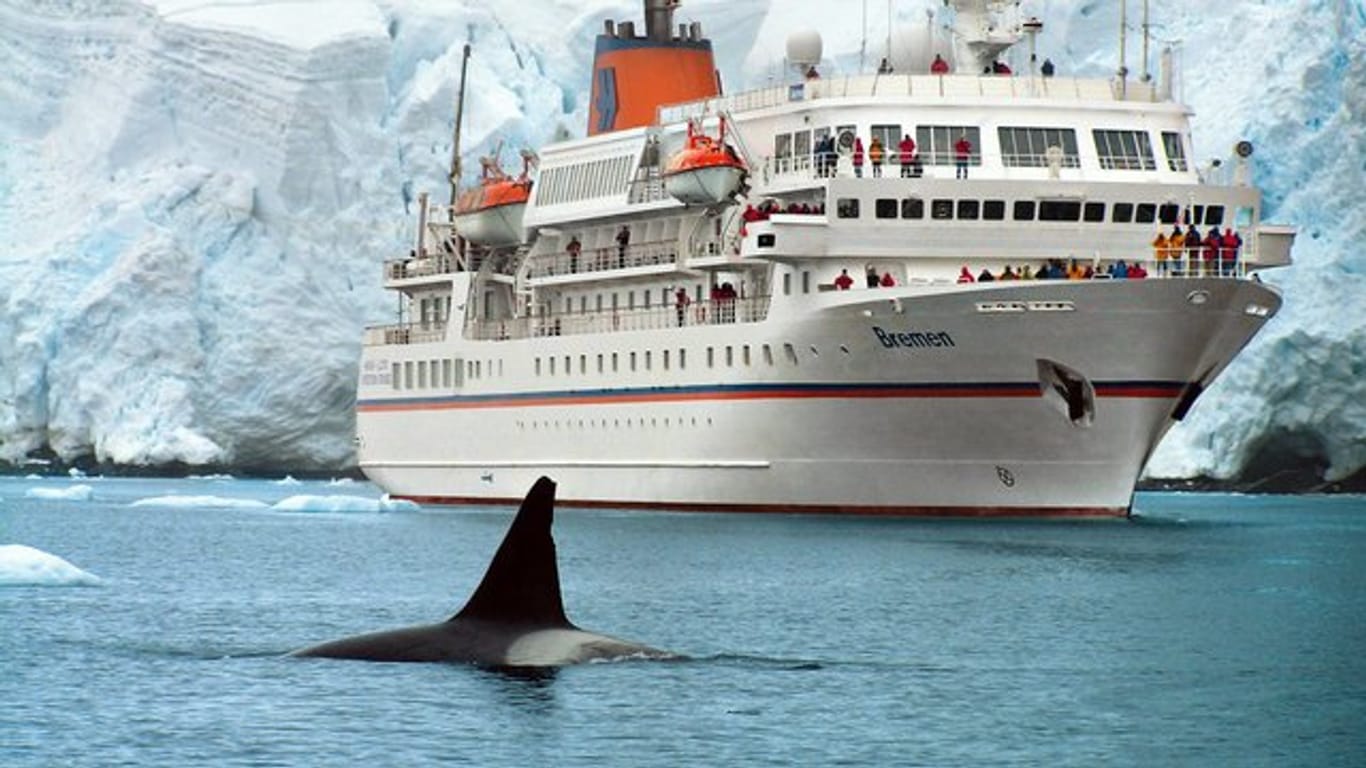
[786,30,823,72]
[888,26,934,73]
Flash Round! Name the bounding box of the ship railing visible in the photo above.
[384,254,457,281]
[659,75,1162,124]
[761,150,1108,184]
[530,243,680,279]
[466,296,771,341]
[363,323,448,347]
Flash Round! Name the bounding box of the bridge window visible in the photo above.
[999,127,1079,168]
[1204,205,1225,227]
[983,200,1006,220]
[1159,204,1181,225]
[901,198,924,219]
[875,199,898,219]
[1093,129,1157,171]
[931,199,953,220]
[1112,202,1134,223]
[957,200,980,220]
[1013,200,1036,221]
[1162,131,1189,172]
[774,133,792,160]
[1135,203,1157,224]
[1084,202,1106,222]
[916,126,981,166]
[837,198,860,219]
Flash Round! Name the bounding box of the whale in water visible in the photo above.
[292,476,671,667]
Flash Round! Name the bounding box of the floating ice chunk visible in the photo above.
[24,474,43,480]
[25,484,94,501]
[129,495,270,510]
[68,468,87,478]
[188,474,236,481]
[273,476,302,486]
[271,494,420,513]
[0,545,102,586]
[327,477,354,486]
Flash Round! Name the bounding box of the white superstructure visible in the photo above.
[354,1,1293,517]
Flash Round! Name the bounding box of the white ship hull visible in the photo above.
[357,278,1280,517]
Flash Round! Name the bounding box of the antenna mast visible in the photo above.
[1140,0,1151,83]
[1117,0,1128,98]
[448,43,472,210]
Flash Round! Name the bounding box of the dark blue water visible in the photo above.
[2,476,1363,766]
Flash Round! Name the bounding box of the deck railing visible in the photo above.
[465,296,771,342]
[530,243,681,280]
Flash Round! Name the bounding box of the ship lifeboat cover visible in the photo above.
[453,177,532,247]
[662,131,747,206]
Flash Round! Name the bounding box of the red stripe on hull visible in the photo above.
[394,495,1130,519]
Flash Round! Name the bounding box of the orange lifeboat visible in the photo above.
[452,150,535,247]
[662,117,747,206]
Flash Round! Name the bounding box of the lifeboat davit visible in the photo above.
[452,151,535,247]
[663,118,747,206]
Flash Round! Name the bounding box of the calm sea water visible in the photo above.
[2,476,1363,767]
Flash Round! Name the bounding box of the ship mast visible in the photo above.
[448,43,472,211]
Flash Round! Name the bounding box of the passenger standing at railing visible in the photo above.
[853,137,865,178]
[1203,228,1222,277]
[1152,231,1170,276]
[835,269,855,290]
[865,265,880,288]
[566,236,582,274]
[955,134,972,179]
[1184,224,1203,277]
[1221,229,1243,276]
[1067,259,1084,280]
[899,134,919,178]
[674,287,691,327]
[931,54,950,75]
[880,271,896,287]
[616,225,630,268]
[1168,225,1186,276]
[957,266,976,283]
[869,137,885,178]
[1041,58,1055,78]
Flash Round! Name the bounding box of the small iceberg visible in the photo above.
[0,545,102,586]
[129,495,270,510]
[271,495,420,513]
[273,475,302,486]
[25,484,94,501]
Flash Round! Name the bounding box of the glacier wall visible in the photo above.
[0,0,1362,481]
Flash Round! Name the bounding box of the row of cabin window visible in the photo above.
[775,125,1188,172]
[835,197,1226,227]
[534,344,803,377]
[537,155,636,206]
[391,359,502,390]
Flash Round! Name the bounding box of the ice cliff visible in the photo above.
[0,0,1362,482]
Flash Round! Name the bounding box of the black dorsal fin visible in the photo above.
[452,477,571,627]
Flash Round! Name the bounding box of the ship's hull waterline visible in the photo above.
[358,279,1280,517]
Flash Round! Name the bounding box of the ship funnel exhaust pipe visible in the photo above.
[645,0,678,42]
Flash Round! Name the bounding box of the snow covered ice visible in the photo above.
[0,0,1362,483]
[0,544,102,586]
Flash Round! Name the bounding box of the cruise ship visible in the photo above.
[355,0,1295,517]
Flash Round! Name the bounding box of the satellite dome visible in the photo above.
[786,30,823,72]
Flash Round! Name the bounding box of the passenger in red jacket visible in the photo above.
[1203,228,1221,276]
[880,271,896,287]
[957,266,976,283]
[834,269,854,290]
[931,54,950,74]
[954,134,972,179]
[898,134,918,178]
[853,137,865,178]
[1221,229,1243,275]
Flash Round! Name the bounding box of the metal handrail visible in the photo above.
[465,296,771,342]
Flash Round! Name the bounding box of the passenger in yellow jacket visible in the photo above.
[1152,232,1169,276]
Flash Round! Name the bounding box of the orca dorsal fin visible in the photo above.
[452,477,571,628]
